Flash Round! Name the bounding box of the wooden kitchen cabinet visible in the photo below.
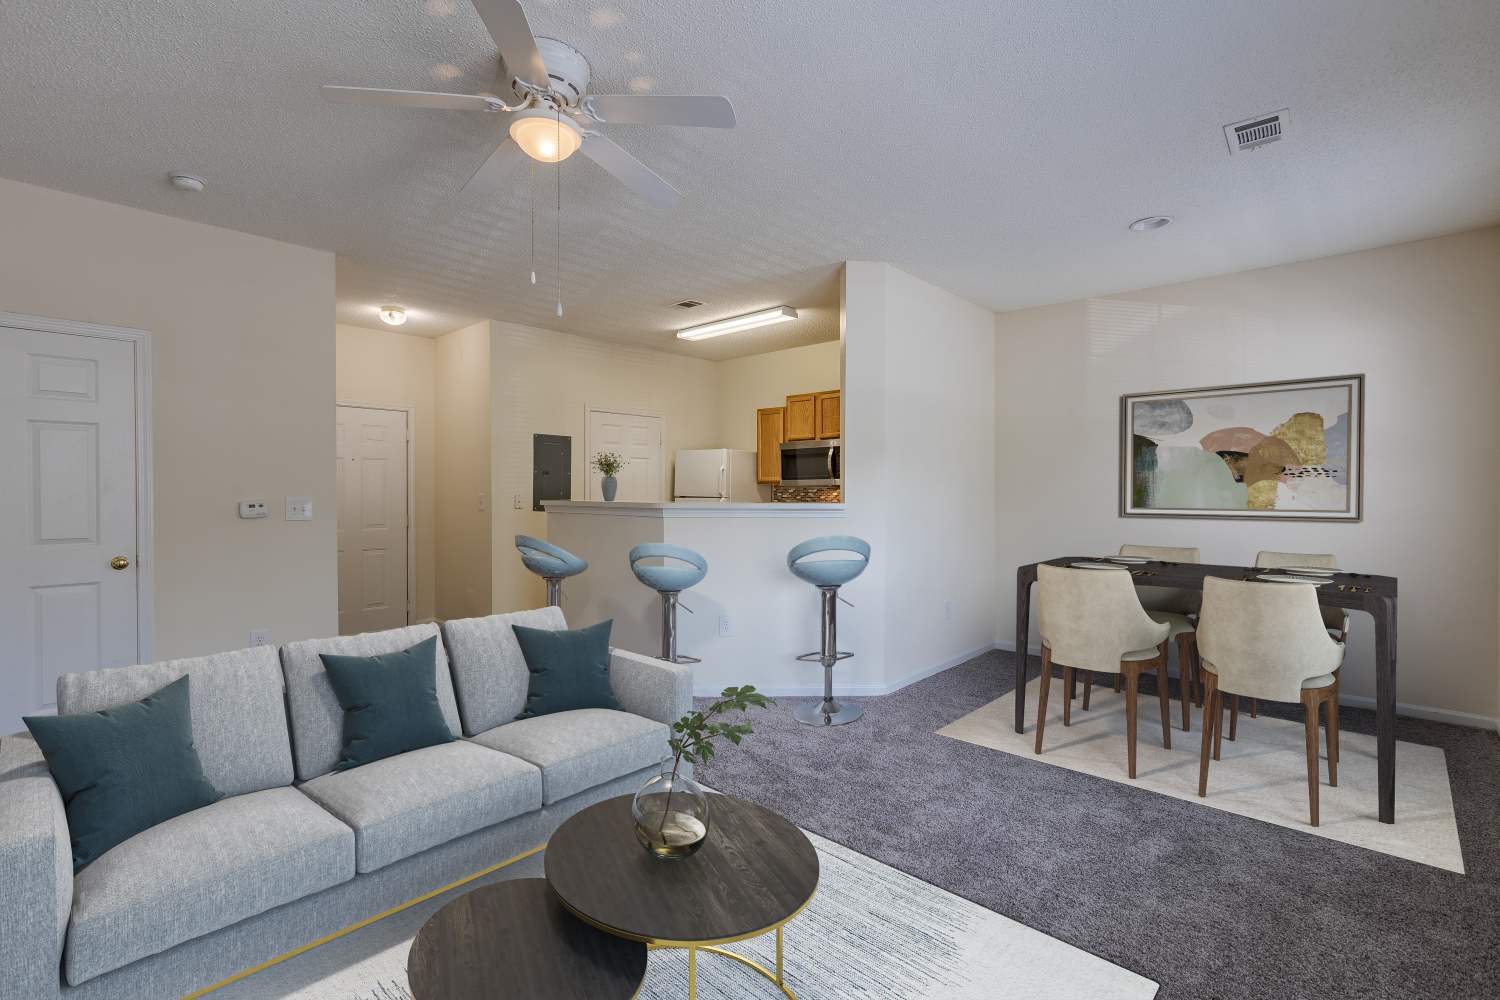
[756,406,784,483]
[814,389,841,439]
[784,393,816,441]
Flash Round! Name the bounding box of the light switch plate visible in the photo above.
[248,629,270,647]
[718,613,733,638]
[285,497,313,521]
[238,500,268,519]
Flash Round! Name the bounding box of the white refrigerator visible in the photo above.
[674,449,768,501]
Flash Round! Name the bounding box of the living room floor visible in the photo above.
[695,652,1500,1000]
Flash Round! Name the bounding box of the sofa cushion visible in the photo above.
[281,624,461,781]
[470,709,669,805]
[298,741,541,874]
[321,636,454,770]
[56,645,294,797]
[513,619,621,719]
[442,607,566,735]
[26,675,221,872]
[63,786,354,986]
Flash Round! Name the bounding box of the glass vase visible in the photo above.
[632,763,710,859]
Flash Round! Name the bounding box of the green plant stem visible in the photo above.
[656,753,683,842]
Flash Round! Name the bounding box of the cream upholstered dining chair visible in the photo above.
[1195,576,1346,826]
[1035,564,1172,778]
[1115,544,1200,731]
[1254,551,1351,640]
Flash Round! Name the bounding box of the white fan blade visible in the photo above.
[471,0,550,96]
[585,95,736,128]
[463,137,527,193]
[581,135,681,208]
[321,86,498,112]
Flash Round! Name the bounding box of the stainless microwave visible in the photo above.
[780,439,840,486]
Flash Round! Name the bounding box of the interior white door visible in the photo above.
[0,325,139,733]
[336,405,410,635]
[587,410,663,501]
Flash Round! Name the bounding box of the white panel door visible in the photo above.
[336,405,409,635]
[587,410,663,501]
[0,325,138,733]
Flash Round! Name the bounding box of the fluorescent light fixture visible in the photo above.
[378,305,408,326]
[677,306,798,342]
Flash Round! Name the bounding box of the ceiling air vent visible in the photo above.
[1224,109,1288,155]
[673,299,704,309]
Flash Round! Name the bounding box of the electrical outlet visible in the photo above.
[248,629,270,647]
[478,493,488,512]
[513,493,524,510]
[718,613,733,638]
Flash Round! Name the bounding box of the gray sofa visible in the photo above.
[0,607,691,1000]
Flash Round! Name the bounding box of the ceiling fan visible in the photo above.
[321,0,736,208]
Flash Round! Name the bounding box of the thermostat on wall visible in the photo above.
[238,500,268,519]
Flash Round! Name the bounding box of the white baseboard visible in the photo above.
[1335,693,1499,732]
[694,643,998,699]
[998,641,1499,733]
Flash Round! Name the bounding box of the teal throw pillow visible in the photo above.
[320,636,453,770]
[24,675,221,872]
[512,619,620,719]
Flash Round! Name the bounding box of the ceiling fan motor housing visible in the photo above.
[532,37,591,105]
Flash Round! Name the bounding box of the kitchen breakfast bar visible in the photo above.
[543,501,858,696]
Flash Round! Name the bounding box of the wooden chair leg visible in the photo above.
[1228,695,1239,742]
[1301,688,1322,826]
[1082,671,1092,711]
[1175,633,1192,733]
[1327,680,1340,787]
[1212,685,1224,762]
[1154,647,1172,750]
[1034,646,1053,755]
[1250,698,1259,718]
[1191,638,1204,708]
[1122,661,1141,779]
[1198,672,1218,796]
[1114,674,1122,694]
[1062,665,1074,727]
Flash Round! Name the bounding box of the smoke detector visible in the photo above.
[167,172,206,193]
[1224,110,1288,155]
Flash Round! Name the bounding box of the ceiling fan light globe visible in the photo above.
[509,111,582,163]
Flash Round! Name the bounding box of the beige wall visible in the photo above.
[993,227,1500,721]
[714,340,842,451]
[335,325,436,622]
[489,321,722,612]
[0,177,336,658]
[435,322,493,620]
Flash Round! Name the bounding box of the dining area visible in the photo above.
[1010,546,1399,827]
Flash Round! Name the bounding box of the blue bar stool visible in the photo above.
[629,544,708,663]
[515,535,588,608]
[788,535,870,726]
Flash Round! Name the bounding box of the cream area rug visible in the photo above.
[212,832,1158,1000]
[939,677,1463,873]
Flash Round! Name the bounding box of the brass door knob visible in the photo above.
[110,556,131,571]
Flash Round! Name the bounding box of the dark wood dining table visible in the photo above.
[1014,558,1399,824]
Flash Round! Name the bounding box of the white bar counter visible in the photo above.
[544,500,870,695]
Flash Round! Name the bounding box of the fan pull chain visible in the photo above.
[528,159,536,286]
[555,109,563,318]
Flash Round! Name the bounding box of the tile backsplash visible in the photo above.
[772,485,842,503]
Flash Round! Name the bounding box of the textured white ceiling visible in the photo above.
[2,1,1498,358]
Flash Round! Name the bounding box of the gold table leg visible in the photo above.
[776,926,784,985]
[688,945,696,1000]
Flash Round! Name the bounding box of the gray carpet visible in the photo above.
[694,652,1500,1000]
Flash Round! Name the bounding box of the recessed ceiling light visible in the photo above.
[677,306,797,342]
[167,172,205,193]
[1128,215,1173,232]
[379,305,408,326]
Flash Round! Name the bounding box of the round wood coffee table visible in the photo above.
[408,878,647,999]
[545,794,819,1000]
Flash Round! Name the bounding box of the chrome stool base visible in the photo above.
[795,650,853,662]
[793,699,864,727]
[669,654,702,665]
[544,578,563,608]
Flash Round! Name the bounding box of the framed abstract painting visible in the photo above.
[1120,375,1364,521]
